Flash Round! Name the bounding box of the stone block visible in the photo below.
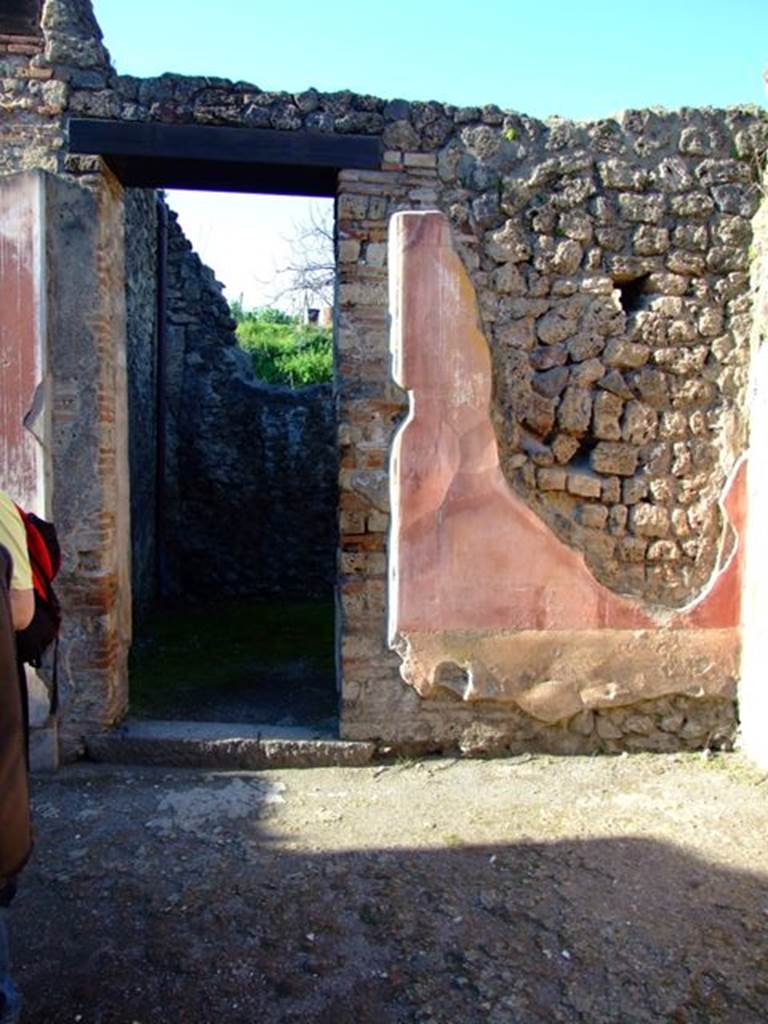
[629,367,669,409]
[591,442,639,477]
[647,539,680,561]
[622,400,658,445]
[617,192,666,223]
[367,510,389,533]
[622,714,655,736]
[532,366,569,398]
[603,338,650,369]
[633,225,670,255]
[338,239,360,263]
[340,510,366,533]
[567,471,601,498]
[403,152,437,168]
[609,504,628,533]
[578,503,608,529]
[486,220,531,263]
[569,709,595,736]
[537,466,566,491]
[629,502,670,537]
[659,411,687,439]
[530,343,567,369]
[514,383,552,433]
[617,536,647,562]
[595,715,623,740]
[648,478,674,503]
[493,262,526,295]
[552,433,580,464]
[552,239,583,274]
[601,476,621,504]
[666,249,706,276]
[558,386,592,435]
[570,357,604,387]
[593,391,623,440]
[599,369,633,400]
[537,310,575,345]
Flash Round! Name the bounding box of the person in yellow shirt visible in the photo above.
[0,490,33,1024]
[0,493,33,633]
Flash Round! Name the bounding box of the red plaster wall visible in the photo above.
[390,212,743,639]
[0,172,45,514]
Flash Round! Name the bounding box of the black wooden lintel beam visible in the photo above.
[67,118,382,196]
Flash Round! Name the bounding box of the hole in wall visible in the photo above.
[614,273,650,315]
[434,661,471,695]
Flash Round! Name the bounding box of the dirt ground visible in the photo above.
[10,752,768,1023]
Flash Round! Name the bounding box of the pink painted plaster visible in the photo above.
[0,174,45,513]
[388,211,743,638]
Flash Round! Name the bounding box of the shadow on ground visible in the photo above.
[11,762,768,1024]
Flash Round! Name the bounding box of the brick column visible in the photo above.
[46,171,132,758]
[335,155,447,744]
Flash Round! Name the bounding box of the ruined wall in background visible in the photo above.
[162,212,337,602]
[124,189,158,621]
[122,192,338,611]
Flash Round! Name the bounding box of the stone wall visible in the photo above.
[63,76,763,607]
[470,117,761,608]
[740,161,768,769]
[161,211,337,602]
[0,0,765,755]
[0,2,133,758]
[124,188,158,620]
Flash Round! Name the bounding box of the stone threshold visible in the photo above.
[85,718,377,770]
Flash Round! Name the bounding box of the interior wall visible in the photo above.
[124,188,158,620]
[122,200,339,609]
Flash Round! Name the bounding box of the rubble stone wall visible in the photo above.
[0,0,765,754]
[160,211,338,601]
[124,188,158,620]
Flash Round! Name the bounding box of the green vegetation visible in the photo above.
[232,304,333,387]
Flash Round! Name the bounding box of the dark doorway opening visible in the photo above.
[128,191,338,732]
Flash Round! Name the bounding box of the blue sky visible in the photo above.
[93,0,766,119]
[91,0,767,309]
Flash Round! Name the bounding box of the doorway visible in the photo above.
[125,188,339,732]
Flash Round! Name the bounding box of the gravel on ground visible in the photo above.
[11,751,768,1023]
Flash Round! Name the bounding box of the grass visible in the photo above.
[233,307,333,387]
[697,750,768,786]
[129,598,335,719]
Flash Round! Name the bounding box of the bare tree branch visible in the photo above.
[270,204,335,312]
